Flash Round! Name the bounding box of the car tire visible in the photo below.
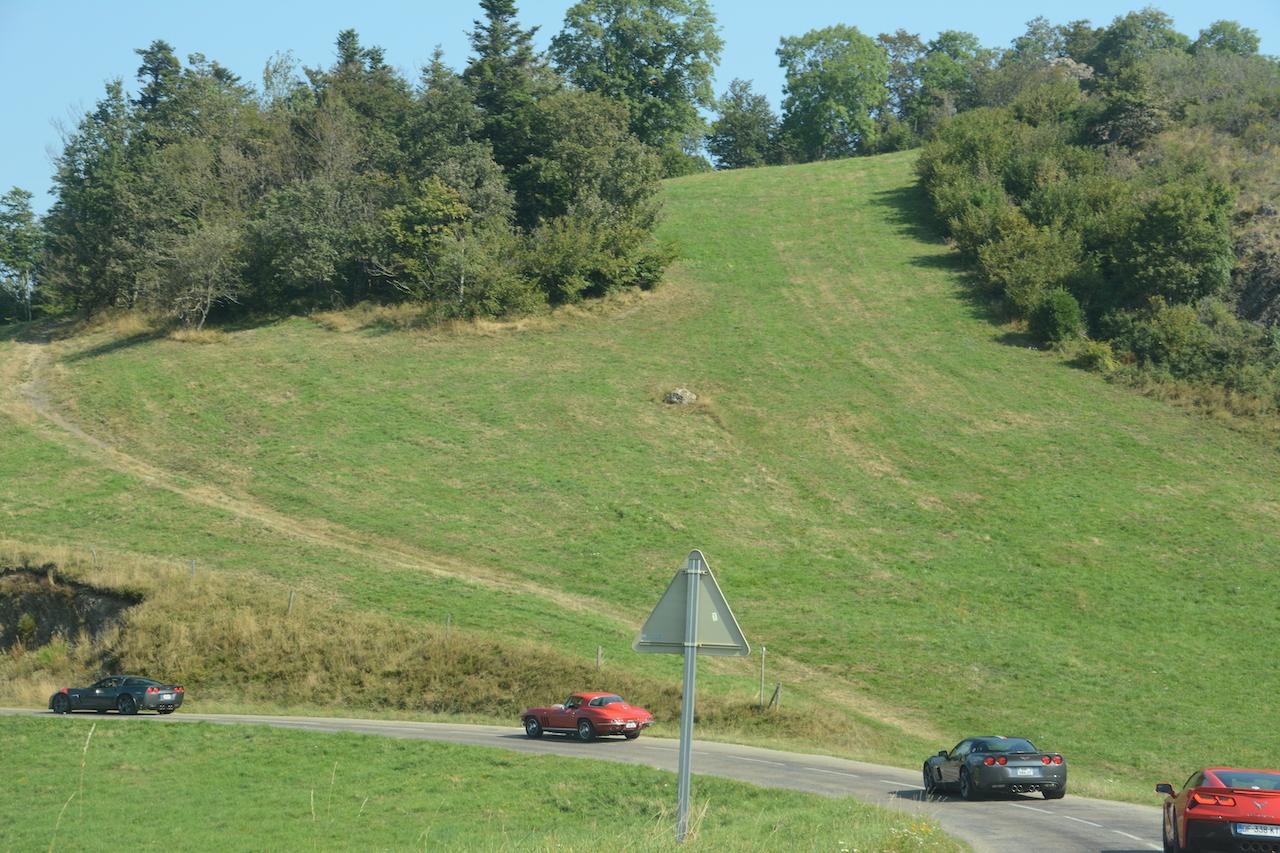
[959,768,980,801]
[922,765,937,795]
[576,719,595,742]
[624,731,640,740]
[1043,785,1066,800]
[523,717,543,739]
[51,694,70,714]
[117,694,137,716]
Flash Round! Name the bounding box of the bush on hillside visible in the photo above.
[1030,288,1086,344]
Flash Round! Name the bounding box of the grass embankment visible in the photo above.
[2,717,961,852]
[2,151,1279,803]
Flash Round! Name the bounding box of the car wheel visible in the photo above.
[576,719,595,742]
[51,694,70,714]
[116,694,137,716]
[959,768,980,801]
[922,765,937,795]
[624,731,640,740]
[1043,785,1066,800]
[523,717,543,739]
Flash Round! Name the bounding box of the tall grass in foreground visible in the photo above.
[4,717,964,852]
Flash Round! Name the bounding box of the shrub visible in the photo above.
[1074,339,1118,373]
[977,216,1085,313]
[1030,288,1085,344]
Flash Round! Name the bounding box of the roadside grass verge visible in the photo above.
[2,151,1279,807]
[2,716,964,852]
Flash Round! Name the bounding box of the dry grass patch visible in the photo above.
[167,327,227,344]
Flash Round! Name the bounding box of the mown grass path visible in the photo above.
[3,152,1278,798]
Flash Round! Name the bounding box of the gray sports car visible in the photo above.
[923,736,1067,800]
[49,675,184,715]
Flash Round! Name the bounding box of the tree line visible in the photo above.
[0,0,727,327]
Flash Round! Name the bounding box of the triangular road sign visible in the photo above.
[633,550,749,656]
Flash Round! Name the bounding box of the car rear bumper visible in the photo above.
[1186,817,1280,853]
[601,721,651,735]
[973,766,1066,792]
[141,694,184,712]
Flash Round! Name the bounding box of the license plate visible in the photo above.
[1016,768,1035,777]
[625,721,637,729]
[1236,824,1280,839]
[161,693,173,700]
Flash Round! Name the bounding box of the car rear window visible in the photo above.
[1216,771,1280,790]
[976,738,1038,753]
[589,695,625,707]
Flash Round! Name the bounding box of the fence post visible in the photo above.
[758,645,767,709]
[768,682,781,710]
[286,590,295,616]
[89,546,97,567]
[445,613,451,642]
[189,559,196,577]
[596,645,603,672]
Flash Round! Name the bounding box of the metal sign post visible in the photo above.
[634,550,749,844]
[675,552,701,841]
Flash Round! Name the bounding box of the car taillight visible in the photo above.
[59,688,68,694]
[1052,756,1063,765]
[983,756,1008,766]
[1191,792,1236,807]
[146,687,158,694]
[176,686,184,693]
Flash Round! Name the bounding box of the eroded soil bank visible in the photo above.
[0,564,140,650]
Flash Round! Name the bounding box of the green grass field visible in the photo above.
[3,151,1279,804]
[1,717,961,852]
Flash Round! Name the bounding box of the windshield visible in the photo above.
[974,738,1038,753]
[1215,770,1280,791]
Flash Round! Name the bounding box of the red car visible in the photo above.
[521,692,654,741]
[1157,767,1280,852]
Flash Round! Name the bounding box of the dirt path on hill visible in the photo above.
[1,337,633,624]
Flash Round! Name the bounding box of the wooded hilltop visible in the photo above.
[1,2,1277,412]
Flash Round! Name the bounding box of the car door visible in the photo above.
[939,740,973,786]
[548,696,579,729]
[86,677,119,710]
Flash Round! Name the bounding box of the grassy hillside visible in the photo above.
[3,151,1279,799]
[2,717,960,852]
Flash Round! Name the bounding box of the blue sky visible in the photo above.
[2,0,1276,213]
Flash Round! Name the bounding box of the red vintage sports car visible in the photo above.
[1157,767,1280,852]
[521,692,654,741]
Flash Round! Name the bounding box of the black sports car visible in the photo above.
[49,675,184,715]
[923,736,1067,800]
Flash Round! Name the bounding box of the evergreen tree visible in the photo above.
[463,0,553,171]
[0,188,41,321]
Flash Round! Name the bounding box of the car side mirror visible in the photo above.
[937,750,949,758]
[1155,783,1175,796]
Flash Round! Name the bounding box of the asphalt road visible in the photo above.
[3,709,1162,852]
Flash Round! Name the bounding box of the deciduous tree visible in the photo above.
[776,25,888,161]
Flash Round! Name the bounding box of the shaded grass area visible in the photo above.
[2,717,963,852]
[2,152,1279,803]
